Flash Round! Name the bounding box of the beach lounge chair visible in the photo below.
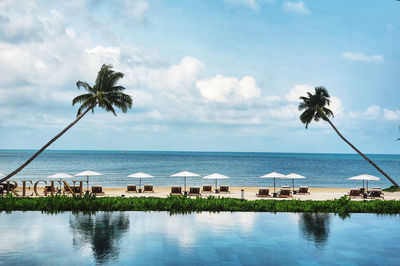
[256,188,270,198]
[279,188,292,198]
[143,184,154,193]
[359,187,366,194]
[298,186,310,195]
[368,187,384,199]
[188,187,201,197]
[347,188,362,198]
[126,185,137,193]
[202,185,212,193]
[170,186,182,196]
[71,186,82,194]
[219,185,230,193]
[91,185,105,196]
[44,185,55,196]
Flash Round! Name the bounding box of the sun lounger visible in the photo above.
[71,186,82,194]
[202,185,212,193]
[358,187,365,194]
[44,185,55,196]
[143,184,154,193]
[298,186,310,195]
[126,185,137,193]
[279,188,292,198]
[368,187,384,199]
[219,186,230,193]
[188,187,201,197]
[256,188,270,197]
[91,185,105,196]
[347,188,362,198]
[170,186,183,195]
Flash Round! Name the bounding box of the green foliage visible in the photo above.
[1,195,400,214]
[383,186,400,192]
[298,86,333,128]
[73,64,133,116]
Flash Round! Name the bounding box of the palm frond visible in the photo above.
[72,93,93,106]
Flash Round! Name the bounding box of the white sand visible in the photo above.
[97,187,399,201]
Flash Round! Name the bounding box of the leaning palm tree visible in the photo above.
[0,64,133,183]
[299,87,399,187]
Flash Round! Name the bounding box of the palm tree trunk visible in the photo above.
[0,104,96,183]
[323,115,399,187]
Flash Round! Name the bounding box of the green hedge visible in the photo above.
[1,194,400,214]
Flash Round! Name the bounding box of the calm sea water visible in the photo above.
[0,211,399,265]
[0,150,400,188]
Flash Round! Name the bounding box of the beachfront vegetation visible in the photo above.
[298,87,399,187]
[0,64,133,184]
[1,194,400,214]
[383,186,400,192]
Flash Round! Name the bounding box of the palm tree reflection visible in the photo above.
[69,212,130,264]
[298,213,330,249]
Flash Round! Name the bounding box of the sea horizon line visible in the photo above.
[0,149,399,156]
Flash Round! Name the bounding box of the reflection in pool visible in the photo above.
[69,212,130,264]
[298,213,330,249]
[0,212,399,265]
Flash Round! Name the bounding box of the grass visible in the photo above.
[383,186,400,192]
[1,194,400,214]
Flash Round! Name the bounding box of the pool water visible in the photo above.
[0,212,399,265]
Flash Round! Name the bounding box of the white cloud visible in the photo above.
[283,1,310,15]
[342,52,384,63]
[196,75,261,103]
[127,0,150,22]
[285,84,313,102]
[364,105,382,119]
[383,109,400,120]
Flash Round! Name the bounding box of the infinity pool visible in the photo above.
[0,212,399,265]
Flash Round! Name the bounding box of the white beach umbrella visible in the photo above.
[260,172,286,194]
[75,170,103,191]
[348,174,380,191]
[286,173,307,193]
[127,172,154,192]
[170,171,201,194]
[47,172,74,189]
[203,173,230,193]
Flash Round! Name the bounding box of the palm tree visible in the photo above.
[0,64,133,183]
[299,87,399,187]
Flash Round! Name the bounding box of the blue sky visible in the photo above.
[0,0,399,153]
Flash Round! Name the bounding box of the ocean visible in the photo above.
[0,150,399,188]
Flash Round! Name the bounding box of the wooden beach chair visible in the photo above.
[91,185,105,196]
[279,188,292,198]
[188,187,201,197]
[298,186,310,195]
[202,185,212,193]
[170,186,182,196]
[126,185,137,193]
[368,188,384,199]
[358,187,365,195]
[347,188,362,198]
[219,185,230,193]
[256,188,270,198]
[143,184,154,193]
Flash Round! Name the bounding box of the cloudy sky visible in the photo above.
[0,0,399,153]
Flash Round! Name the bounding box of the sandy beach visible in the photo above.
[83,187,400,201]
